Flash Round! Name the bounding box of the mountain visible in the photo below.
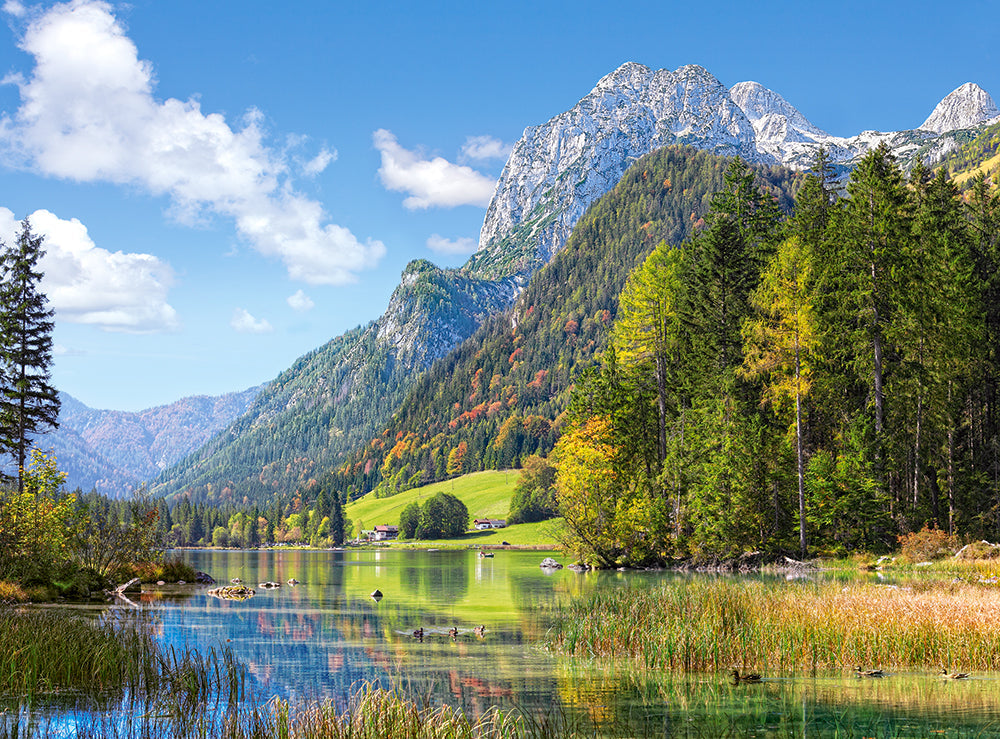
[43,387,260,496]
[151,62,1000,505]
[149,262,517,502]
[920,83,1000,134]
[334,147,800,497]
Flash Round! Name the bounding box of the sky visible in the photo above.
[0,0,997,412]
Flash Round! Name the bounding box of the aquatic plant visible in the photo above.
[544,577,1000,672]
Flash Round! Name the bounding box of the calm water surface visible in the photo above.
[133,549,1000,737]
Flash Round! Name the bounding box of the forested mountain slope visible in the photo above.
[331,147,800,498]
[941,120,1000,188]
[150,265,517,503]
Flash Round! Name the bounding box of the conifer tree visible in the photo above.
[741,235,820,556]
[0,219,59,493]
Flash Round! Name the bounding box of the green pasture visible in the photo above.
[345,470,561,547]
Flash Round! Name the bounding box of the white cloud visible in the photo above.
[302,147,335,177]
[286,289,314,312]
[373,129,496,209]
[0,0,384,285]
[460,135,511,162]
[230,308,272,334]
[0,207,178,333]
[426,233,477,255]
[3,1,26,18]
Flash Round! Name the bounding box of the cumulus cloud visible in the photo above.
[286,289,314,312]
[0,0,384,285]
[426,233,477,255]
[460,135,511,162]
[230,308,272,334]
[0,207,178,333]
[373,129,496,209]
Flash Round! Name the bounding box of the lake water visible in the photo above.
[134,549,1000,737]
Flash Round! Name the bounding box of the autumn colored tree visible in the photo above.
[741,235,820,556]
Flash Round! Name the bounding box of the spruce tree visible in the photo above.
[0,219,59,492]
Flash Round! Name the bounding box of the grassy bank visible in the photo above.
[545,577,1000,673]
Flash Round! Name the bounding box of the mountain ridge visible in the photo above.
[143,62,999,504]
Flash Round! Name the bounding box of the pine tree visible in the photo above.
[0,219,60,492]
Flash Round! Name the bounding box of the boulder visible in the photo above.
[540,557,563,570]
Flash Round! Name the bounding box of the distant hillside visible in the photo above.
[150,267,516,504]
[45,388,261,496]
[940,120,1000,188]
[345,470,559,546]
[332,147,801,497]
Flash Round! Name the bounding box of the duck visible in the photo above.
[473,624,486,637]
[731,669,762,683]
[412,627,424,639]
[855,666,885,677]
[941,669,970,679]
[448,627,459,639]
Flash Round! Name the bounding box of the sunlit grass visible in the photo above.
[545,577,1000,673]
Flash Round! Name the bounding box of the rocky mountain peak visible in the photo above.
[920,82,1000,133]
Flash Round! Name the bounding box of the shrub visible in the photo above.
[897,525,959,562]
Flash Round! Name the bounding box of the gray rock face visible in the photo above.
[471,63,759,279]
[472,63,999,281]
[920,83,1000,134]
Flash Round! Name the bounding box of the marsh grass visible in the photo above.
[545,577,1000,673]
[0,608,246,713]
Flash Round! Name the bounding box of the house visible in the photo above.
[473,519,507,530]
[373,524,399,541]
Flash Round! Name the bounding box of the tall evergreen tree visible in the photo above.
[0,219,60,492]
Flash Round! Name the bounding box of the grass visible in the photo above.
[348,471,519,529]
[346,471,561,547]
[0,607,245,708]
[544,576,1000,674]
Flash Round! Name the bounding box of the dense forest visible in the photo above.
[553,145,1000,565]
[329,147,801,499]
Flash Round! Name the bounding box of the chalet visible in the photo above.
[473,519,507,530]
[373,524,399,541]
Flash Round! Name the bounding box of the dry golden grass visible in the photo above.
[546,578,1000,673]
[0,580,29,602]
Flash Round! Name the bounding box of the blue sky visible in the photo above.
[1,0,997,411]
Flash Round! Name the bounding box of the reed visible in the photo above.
[544,577,1000,673]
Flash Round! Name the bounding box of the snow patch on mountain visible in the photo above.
[920,83,1000,133]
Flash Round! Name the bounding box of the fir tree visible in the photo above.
[0,219,59,492]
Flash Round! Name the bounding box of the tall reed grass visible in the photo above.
[544,577,1000,673]
[0,608,245,709]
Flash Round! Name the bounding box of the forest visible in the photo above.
[555,145,1000,565]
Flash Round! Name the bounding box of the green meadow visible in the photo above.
[345,470,562,547]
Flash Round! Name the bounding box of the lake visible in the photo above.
[133,549,1000,736]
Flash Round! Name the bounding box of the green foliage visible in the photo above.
[551,141,1000,565]
[0,449,75,582]
[73,489,161,579]
[0,218,60,491]
[399,501,420,539]
[334,147,799,501]
[507,454,558,525]
[414,492,468,539]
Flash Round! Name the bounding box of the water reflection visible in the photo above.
[144,549,1000,737]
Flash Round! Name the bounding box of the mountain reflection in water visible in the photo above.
[148,549,1000,737]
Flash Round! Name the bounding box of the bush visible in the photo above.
[897,525,959,562]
